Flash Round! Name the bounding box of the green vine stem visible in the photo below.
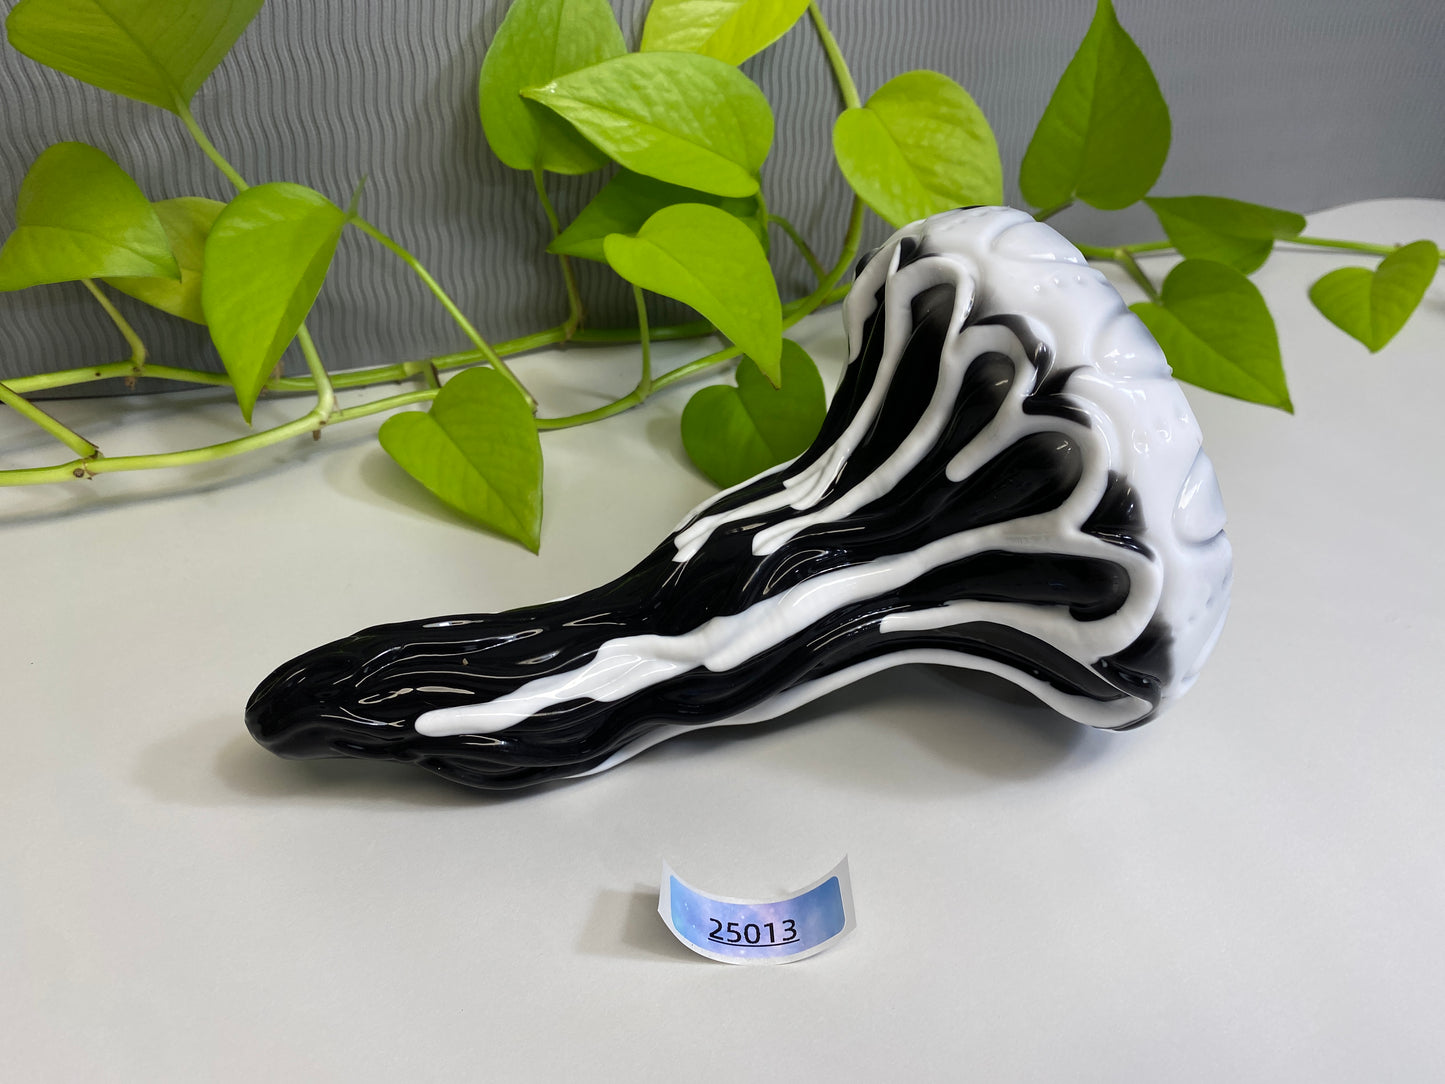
[1073,240,1169,260]
[1283,235,1436,258]
[1115,248,1160,301]
[0,383,453,487]
[563,290,842,348]
[652,341,744,397]
[349,215,536,411]
[808,1,862,110]
[1069,233,1445,308]
[536,224,860,433]
[3,405,326,485]
[296,326,335,418]
[177,103,248,191]
[1,253,844,479]
[81,278,147,368]
[803,2,866,299]
[329,387,439,422]
[632,284,653,398]
[1,319,688,401]
[0,379,99,458]
[4,361,228,395]
[804,196,865,305]
[770,213,826,284]
[532,166,584,338]
[1073,236,1445,266]
[538,340,743,431]
[536,286,662,431]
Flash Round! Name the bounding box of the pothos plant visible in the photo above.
[0,0,1438,551]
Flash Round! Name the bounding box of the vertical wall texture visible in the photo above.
[1,0,1442,384]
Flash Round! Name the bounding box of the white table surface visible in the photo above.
[4,201,1443,1082]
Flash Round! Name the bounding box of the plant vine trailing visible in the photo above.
[0,0,1439,550]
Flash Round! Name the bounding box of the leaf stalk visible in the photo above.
[770,213,826,284]
[632,284,653,397]
[81,279,148,368]
[295,325,335,417]
[808,2,863,110]
[1115,248,1160,301]
[349,215,537,411]
[177,104,248,191]
[0,380,99,459]
[532,167,585,338]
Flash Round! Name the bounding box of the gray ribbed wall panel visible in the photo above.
[2,0,1442,386]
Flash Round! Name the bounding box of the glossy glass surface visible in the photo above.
[246,207,1232,789]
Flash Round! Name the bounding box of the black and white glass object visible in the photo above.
[246,206,1233,790]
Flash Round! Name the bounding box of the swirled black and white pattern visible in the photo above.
[246,206,1233,790]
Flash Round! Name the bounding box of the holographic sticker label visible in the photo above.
[658,857,855,964]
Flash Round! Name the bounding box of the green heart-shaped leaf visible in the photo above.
[1146,195,1305,274]
[1020,0,1170,211]
[522,52,774,198]
[833,69,1002,228]
[379,367,543,551]
[478,0,626,174]
[6,0,264,114]
[0,142,178,291]
[1308,240,1439,353]
[103,196,224,323]
[640,0,810,65]
[549,169,765,261]
[201,183,347,423]
[1132,258,1291,411]
[603,202,782,382]
[681,340,825,488]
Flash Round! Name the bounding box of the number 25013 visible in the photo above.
[707,917,798,946]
